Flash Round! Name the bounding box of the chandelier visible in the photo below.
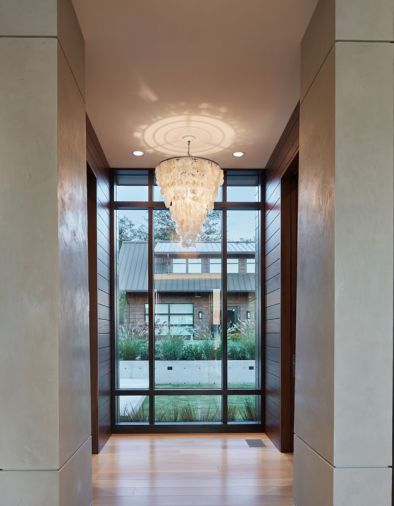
[156,140,223,246]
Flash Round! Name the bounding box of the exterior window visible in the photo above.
[146,303,194,336]
[173,258,187,273]
[227,258,239,273]
[209,257,221,273]
[188,258,202,273]
[114,170,261,427]
[247,258,255,273]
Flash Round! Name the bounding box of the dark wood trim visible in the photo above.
[86,115,112,452]
[265,105,300,182]
[112,423,264,434]
[264,104,299,452]
[87,166,99,453]
[260,171,266,429]
[109,170,116,432]
[115,389,263,396]
[148,172,155,425]
[280,161,298,452]
[222,172,228,424]
[113,201,262,210]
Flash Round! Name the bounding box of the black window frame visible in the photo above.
[144,302,194,335]
[111,168,265,433]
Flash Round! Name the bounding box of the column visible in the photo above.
[294,0,394,505]
[0,1,91,504]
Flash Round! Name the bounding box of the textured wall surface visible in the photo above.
[294,0,393,504]
[0,1,91,504]
[57,44,90,467]
[0,36,60,470]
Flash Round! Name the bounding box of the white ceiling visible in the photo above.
[73,0,318,169]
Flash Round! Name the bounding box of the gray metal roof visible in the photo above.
[118,241,256,293]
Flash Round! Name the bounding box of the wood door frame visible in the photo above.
[87,164,99,454]
[280,156,298,452]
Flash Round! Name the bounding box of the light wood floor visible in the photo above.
[92,433,293,506]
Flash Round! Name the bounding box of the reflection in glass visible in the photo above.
[154,210,222,389]
[228,395,260,422]
[116,396,149,423]
[227,210,259,389]
[116,209,149,389]
[155,396,221,423]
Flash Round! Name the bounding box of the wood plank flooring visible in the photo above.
[92,433,294,505]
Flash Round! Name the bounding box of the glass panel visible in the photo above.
[227,210,259,389]
[115,170,148,201]
[170,314,194,325]
[116,209,149,389]
[170,303,193,314]
[173,258,187,273]
[215,186,223,202]
[153,183,165,202]
[156,303,169,314]
[154,210,222,389]
[116,395,149,424]
[188,258,202,273]
[247,258,255,273]
[155,396,221,423]
[227,171,260,202]
[228,395,261,423]
[227,258,239,273]
[209,258,221,273]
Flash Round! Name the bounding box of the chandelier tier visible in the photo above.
[156,141,223,246]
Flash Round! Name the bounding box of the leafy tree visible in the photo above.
[199,210,221,241]
[153,210,177,241]
[118,215,148,246]
[118,209,221,244]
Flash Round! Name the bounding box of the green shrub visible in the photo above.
[119,403,148,422]
[240,398,257,421]
[118,336,148,360]
[228,337,255,360]
[155,336,184,360]
[193,326,213,340]
[200,339,220,360]
[182,343,205,360]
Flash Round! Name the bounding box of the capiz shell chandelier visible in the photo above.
[156,141,223,246]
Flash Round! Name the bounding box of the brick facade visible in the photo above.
[124,291,255,333]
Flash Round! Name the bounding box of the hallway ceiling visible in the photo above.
[73,0,317,169]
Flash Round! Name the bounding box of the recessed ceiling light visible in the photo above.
[132,150,144,157]
[232,151,245,158]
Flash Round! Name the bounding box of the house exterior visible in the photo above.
[118,241,258,337]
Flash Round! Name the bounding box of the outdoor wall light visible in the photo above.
[198,311,203,320]
[246,311,251,320]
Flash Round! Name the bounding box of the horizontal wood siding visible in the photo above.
[264,105,299,450]
[87,116,112,453]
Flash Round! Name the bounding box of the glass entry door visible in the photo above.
[113,169,263,430]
